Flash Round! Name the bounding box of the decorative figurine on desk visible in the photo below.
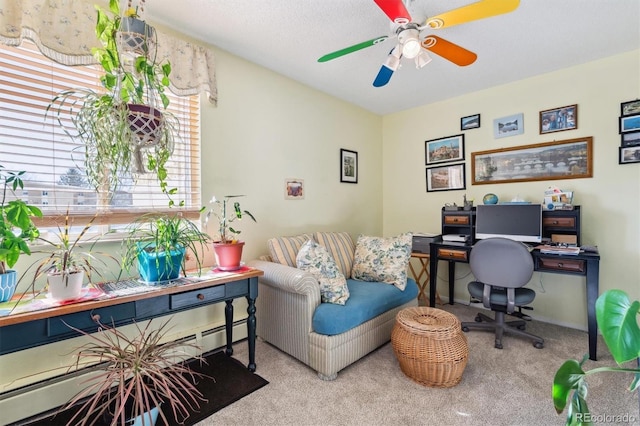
[463,194,474,210]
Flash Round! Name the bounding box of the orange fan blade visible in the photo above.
[421,36,477,66]
[425,0,519,29]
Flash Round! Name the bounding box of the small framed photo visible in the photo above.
[619,146,640,164]
[340,149,358,183]
[461,114,480,130]
[285,178,304,199]
[426,163,466,192]
[621,100,640,116]
[539,104,577,134]
[621,131,640,147]
[425,134,465,166]
[619,113,640,134]
[493,113,524,138]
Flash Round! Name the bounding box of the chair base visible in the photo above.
[461,311,544,350]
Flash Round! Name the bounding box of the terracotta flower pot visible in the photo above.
[212,241,245,271]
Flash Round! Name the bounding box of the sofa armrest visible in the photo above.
[247,259,320,365]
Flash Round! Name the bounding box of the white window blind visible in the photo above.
[0,41,201,225]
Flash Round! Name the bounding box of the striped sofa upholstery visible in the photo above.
[249,231,418,380]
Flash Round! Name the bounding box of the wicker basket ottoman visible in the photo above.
[391,307,468,387]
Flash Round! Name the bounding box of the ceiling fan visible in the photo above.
[318,0,520,87]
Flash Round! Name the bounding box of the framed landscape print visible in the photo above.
[461,114,480,130]
[621,100,640,116]
[621,131,640,147]
[539,104,577,134]
[619,146,640,164]
[619,113,640,134]
[493,113,524,138]
[471,137,593,185]
[425,134,465,165]
[426,163,466,192]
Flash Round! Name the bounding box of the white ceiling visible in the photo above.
[145,0,640,115]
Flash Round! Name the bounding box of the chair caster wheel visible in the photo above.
[495,342,503,349]
[517,324,526,330]
[462,326,469,332]
[474,315,482,323]
[534,342,544,349]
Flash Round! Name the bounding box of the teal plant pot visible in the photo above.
[137,243,185,283]
[129,405,160,426]
[0,270,17,302]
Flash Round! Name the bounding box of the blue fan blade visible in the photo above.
[373,65,394,87]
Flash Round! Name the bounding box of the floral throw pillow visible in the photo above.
[351,233,413,290]
[296,239,350,305]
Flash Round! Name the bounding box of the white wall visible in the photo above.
[383,50,640,330]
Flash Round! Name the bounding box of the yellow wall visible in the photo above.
[383,50,640,329]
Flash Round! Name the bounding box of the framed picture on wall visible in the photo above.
[493,113,524,138]
[425,134,465,165]
[425,163,466,192]
[340,149,358,183]
[619,146,640,164]
[461,114,480,130]
[621,131,640,147]
[619,113,640,134]
[621,100,640,116]
[285,178,304,199]
[539,104,577,134]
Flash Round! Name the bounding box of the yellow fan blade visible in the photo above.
[422,35,477,66]
[425,0,520,29]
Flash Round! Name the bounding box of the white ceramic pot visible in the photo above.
[47,270,84,301]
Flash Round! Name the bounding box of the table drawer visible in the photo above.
[48,304,136,337]
[170,285,225,310]
[537,257,585,273]
[443,215,470,226]
[543,216,576,229]
[437,248,469,261]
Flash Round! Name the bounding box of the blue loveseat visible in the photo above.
[248,231,419,380]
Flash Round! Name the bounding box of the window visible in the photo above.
[0,41,201,226]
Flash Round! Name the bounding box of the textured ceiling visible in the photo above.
[145,0,640,115]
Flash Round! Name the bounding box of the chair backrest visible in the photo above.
[469,238,534,288]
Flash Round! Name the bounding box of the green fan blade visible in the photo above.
[318,36,388,62]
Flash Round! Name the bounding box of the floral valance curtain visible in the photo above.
[0,0,217,104]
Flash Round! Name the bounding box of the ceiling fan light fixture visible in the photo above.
[415,50,432,68]
[398,29,421,59]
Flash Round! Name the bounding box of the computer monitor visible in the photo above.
[475,204,543,243]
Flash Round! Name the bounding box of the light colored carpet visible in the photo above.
[196,303,640,426]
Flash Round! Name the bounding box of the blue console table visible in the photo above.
[0,268,263,371]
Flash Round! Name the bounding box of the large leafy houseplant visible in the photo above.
[60,318,209,426]
[0,165,42,301]
[46,0,178,203]
[553,289,640,425]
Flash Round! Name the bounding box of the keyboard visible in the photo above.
[97,277,195,296]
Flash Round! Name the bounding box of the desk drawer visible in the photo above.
[443,215,470,226]
[543,216,576,229]
[437,248,468,261]
[47,304,136,337]
[170,285,225,310]
[537,257,585,273]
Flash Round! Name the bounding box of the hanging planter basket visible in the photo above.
[117,16,156,58]
[127,103,164,146]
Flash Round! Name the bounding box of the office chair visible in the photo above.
[461,238,544,350]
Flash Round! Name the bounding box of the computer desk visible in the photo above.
[428,241,601,360]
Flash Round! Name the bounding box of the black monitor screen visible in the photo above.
[475,204,543,243]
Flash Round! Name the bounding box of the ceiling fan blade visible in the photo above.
[422,35,477,66]
[373,46,402,87]
[318,36,388,62]
[425,0,519,29]
[374,0,412,23]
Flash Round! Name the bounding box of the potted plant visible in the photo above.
[0,165,42,302]
[553,289,640,425]
[205,195,257,271]
[122,212,211,283]
[46,0,178,203]
[24,210,118,301]
[60,318,209,426]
